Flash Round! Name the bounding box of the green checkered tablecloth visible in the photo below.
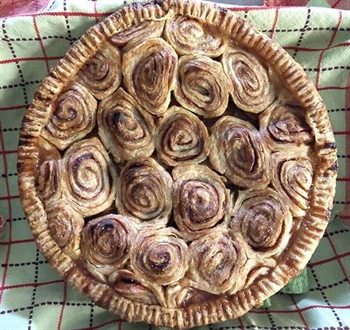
[0,1,349,329]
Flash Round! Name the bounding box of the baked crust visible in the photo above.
[17,0,337,328]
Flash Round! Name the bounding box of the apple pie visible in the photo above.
[17,0,337,328]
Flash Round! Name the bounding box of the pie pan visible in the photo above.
[17,0,338,328]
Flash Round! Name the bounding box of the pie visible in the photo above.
[17,0,338,328]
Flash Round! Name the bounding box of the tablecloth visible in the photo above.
[0,0,349,329]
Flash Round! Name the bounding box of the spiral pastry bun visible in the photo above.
[188,228,247,294]
[271,151,313,217]
[62,137,117,217]
[231,188,293,257]
[260,103,314,151]
[130,227,188,286]
[37,159,64,207]
[156,106,209,167]
[41,82,97,150]
[98,88,155,163]
[210,116,270,188]
[110,20,165,51]
[174,55,230,118]
[80,214,136,282]
[76,42,122,100]
[164,15,227,57]
[46,201,84,260]
[116,157,173,226]
[222,46,275,114]
[122,38,178,116]
[172,164,232,241]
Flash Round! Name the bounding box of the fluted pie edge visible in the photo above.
[17,0,337,328]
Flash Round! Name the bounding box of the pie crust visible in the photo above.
[17,0,338,328]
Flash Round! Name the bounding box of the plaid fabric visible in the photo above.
[264,0,350,11]
[0,1,349,329]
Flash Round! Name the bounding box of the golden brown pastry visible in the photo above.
[228,258,277,300]
[222,46,275,113]
[37,159,64,206]
[116,157,173,226]
[110,20,165,51]
[241,258,277,290]
[188,228,247,294]
[97,88,155,163]
[165,278,217,308]
[62,137,117,217]
[41,82,97,150]
[174,55,230,118]
[46,201,84,260]
[81,214,136,282]
[36,136,61,167]
[76,42,122,100]
[156,106,209,166]
[231,188,293,257]
[172,164,232,241]
[122,38,178,116]
[130,227,188,286]
[210,116,270,188]
[164,15,227,57]
[259,103,314,151]
[271,151,313,217]
[108,269,163,306]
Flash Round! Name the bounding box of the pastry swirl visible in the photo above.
[37,159,64,206]
[231,188,292,257]
[81,214,136,282]
[156,106,209,167]
[165,279,217,308]
[62,137,117,217]
[108,269,163,306]
[210,116,270,188]
[164,15,227,57]
[130,227,188,286]
[46,201,84,260]
[259,103,314,151]
[174,55,230,118]
[41,82,97,150]
[241,258,276,290]
[76,42,122,100]
[172,164,232,241]
[188,229,246,294]
[37,137,61,167]
[97,88,155,163]
[122,38,178,116]
[222,46,275,114]
[271,152,313,217]
[116,157,173,226]
[110,20,165,51]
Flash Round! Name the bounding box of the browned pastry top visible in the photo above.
[17,0,337,329]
